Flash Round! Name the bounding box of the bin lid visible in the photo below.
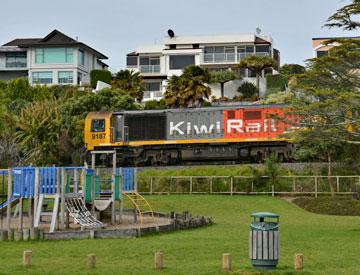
[251,212,279,218]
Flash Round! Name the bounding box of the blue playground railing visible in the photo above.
[13,167,35,198]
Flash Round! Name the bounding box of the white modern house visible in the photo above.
[0,30,108,85]
[126,32,280,101]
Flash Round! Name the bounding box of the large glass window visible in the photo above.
[78,49,85,66]
[35,48,73,64]
[126,56,138,66]
[32,71,53,84]
[5,52,27,68]
[316,51,328,58]
[58,71,73,84]
[144,82,161,91]
[169,55,195,69]
[139,56,160,73]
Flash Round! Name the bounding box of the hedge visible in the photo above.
[90,70,112,88]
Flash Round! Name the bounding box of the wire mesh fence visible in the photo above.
[137,175,360,196]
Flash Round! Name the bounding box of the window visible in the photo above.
[32,71,53,84]
[255,45,270,53]
[91,119,105,132]
[58,71,73,84]
[245,46,254,53]
[144,82,161,91]
[192,44,199,49]
[78,49,85,66]
[5,52,27,68]
[126,56,138,66]
[139,56,160,73]
[35,48,73,64]
[169,44,176,49]
[244,111,261,120]
[316,51,328,58]
[169,55,195,69]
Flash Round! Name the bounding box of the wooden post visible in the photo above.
[222,253,232,272]
[230,177,233,196]
[210,176,213,194]
[87,254,96,268]
[6,168,12,233]
[336,176,340,193]
[60,168,66,230]
[23,250,32,268]
[28,198,33,229]
[150,177,153,194]
[154,251,164,270]
[18,198,23,230]
[315,177,318,198]
[251,180,254,193]
[272,185,275,197]
[91,153,96,215]
[134,168,138,191]
[56,168,61,230]
[190,177,193,194]
[294,253,303,271]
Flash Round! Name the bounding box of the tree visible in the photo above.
[164,65,211,108]
[112,69,144,102]
[237,82,257,99]
[286,42,360,197]
[325,0,360,30]
[238,56,277,99]
[209,70,239,98]
[280,64,306,77]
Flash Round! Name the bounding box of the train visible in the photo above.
[84,104,296,166]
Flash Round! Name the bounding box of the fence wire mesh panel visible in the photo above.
[137,176,360,195]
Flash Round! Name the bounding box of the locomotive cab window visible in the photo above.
[91,119,105,132]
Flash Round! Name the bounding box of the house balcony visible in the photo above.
[139,65,161,74]
[201,52,270,64]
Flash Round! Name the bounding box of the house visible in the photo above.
[0,30,108,85]
[312,36,360,57]
[126,32,280,101]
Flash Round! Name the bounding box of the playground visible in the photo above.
[0,195,359,273]
[0,163,210,240]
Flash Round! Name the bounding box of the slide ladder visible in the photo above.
[123,192,154,224]
[34,194,60,233]
[65,195,105,229]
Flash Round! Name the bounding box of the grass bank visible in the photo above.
[0,195,360,274]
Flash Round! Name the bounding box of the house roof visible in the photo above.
[312,36,360,40]
[2,30,108,59]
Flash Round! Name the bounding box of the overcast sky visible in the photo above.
[1,0,358,71]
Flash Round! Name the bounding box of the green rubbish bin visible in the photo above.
[249,212,280,270]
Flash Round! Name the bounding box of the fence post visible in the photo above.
[150,177,153,195]
[230,177,233,196]
[251,179,254,193]
[293,177,296,192]
[336,176,340,193]
[315,176,318,198]
[272,184,275,197]
[60,168,65,230]
[210,176,213,194]
[190,177,193,194]
[170,176,173,194]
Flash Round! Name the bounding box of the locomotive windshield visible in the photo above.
[91,119,105,132]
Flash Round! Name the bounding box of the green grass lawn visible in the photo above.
[1,195,360,274]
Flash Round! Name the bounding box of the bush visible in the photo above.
[237,82,256,98]
[90,70,112,88]
[144,99,167,110]
[266,74,288,90]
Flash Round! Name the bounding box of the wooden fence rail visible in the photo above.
[136,175,360,196]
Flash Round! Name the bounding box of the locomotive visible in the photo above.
[84,104,295,166]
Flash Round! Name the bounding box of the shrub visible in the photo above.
[90,70,112,88]
[266,74,288,90]
[144,99,167,110]
[237,82,257,98]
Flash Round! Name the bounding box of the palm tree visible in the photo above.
[164,65,211,108]
[238,56,277,99]
[112,69,144,102]
[209,69,239,98]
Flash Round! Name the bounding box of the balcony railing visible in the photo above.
[5,62,27,68]
[202,52,270,64]
[203,53,236,63]
[139,65,160,74]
